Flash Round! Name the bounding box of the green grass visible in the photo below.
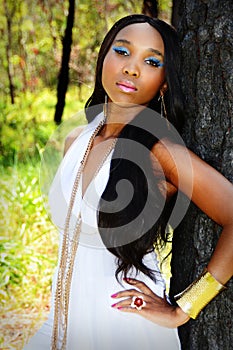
[0,162,59,348]
[0,86,89,348]
[0,163,58,305]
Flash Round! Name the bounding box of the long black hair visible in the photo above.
[85,15,185,281]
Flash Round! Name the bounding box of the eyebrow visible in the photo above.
[113,39,164,58]
[148,48,164,58]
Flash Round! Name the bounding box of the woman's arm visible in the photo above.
[153,138,233,284]
[111,139,233,327]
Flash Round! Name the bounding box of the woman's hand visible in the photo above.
[111,278,190,328]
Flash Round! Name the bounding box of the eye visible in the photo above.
[145,57,164,68]
[112,46,130,56]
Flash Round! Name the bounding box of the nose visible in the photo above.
[123,62,140,77]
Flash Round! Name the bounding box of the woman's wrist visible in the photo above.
[175,306,190,326]
[174,268,226,319]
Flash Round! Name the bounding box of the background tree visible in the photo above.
[142,0,172,21]
[170,1,233,349]
[3,0,17,104]
[142,0,158,17]
[54,0,75,124]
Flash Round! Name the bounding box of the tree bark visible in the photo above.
[3,0,16,104]
[170,1,233,349]
[54,0,75,124]
[142,0,158,18]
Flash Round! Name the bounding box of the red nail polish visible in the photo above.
[111,303,117,308]
[111,293,118,298]
[117,306,123,310]
[123,277,131,283]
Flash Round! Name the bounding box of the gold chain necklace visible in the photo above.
[51,116,117,350]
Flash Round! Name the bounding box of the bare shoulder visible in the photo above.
[151,138,194,197]
[152,138,233,228]
[64,125,85,155]
[152,137,185,157]
[150,138,184,198]
[151,138,186,178]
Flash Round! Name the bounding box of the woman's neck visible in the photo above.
[101,102,146,139]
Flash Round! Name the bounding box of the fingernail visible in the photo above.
[123,277,131,283]
[111,293,118,298]
[111,303,117,308]
[117,306,123,310]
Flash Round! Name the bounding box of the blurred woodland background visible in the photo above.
[1,0,232,349]
[0,1,171,348]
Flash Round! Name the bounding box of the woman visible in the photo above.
[24,14,233,350]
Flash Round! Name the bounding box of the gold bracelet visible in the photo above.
[174,269,226,319]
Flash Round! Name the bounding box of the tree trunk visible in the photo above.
[170,1,233,349]
[54,0,75,124]
[142,0,158,18]
[3,0,15,104]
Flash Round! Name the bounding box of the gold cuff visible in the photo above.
[174,269,226,319]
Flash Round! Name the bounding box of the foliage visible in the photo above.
[0,164,58,302]
[0,162,58,348]
[0,0,171,102]
[0,86,88,166]
[158,0,172,21]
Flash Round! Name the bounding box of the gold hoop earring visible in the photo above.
[103,95,108,119]
[158,93,170,129]
[158,94,167,120]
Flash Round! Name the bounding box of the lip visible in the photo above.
[116,80,137,93]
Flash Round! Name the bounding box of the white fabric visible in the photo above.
[24,113,181,350]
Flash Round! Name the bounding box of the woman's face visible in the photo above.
[102,22,166,107]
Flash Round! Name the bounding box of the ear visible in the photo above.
[160,82,168,96]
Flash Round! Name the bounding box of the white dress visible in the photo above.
[24,113,181,350]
